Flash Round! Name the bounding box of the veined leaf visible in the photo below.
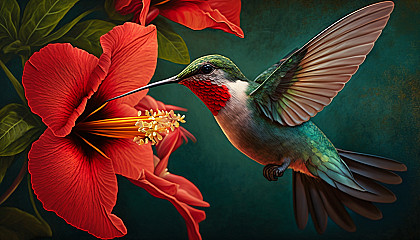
[33,8,95,46]
[0,156,14,185]
[60,20,116,57]
[153,17,190,64]
[104,0,133,22]
[0,0,20,49]
[0,0,20,40]
[0,207,52,240]
[0,104,40,156]
[19,0,79,45]
[2,40,31,56]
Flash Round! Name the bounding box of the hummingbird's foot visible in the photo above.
[263,158,291,181]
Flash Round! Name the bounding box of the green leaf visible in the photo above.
[0,0,20,48]
[0,207,52,240]
[18,0,79,45]
[0,156,14,185]
[0,104,40,156]
[0,60,26,104]
[2,40,31,56]
[60,20,116,57]
[153,17,190,64]
[33,8,95,46]
[104,0,133,22]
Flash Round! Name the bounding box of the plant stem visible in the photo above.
[27,171,52,235]
[0,59,27,104]
[0,159,27,205]
[20,55,28,69]
[27,175,45,223]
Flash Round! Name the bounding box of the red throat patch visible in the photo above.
[180,80,231,116]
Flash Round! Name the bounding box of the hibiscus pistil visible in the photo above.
[75,105,186,146]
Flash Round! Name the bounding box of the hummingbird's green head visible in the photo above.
[169,55,247,115]
[176,54,247,83]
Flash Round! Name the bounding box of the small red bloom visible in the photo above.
[132,96,208,240]
[23,23,158,239]
[115,0,244,38]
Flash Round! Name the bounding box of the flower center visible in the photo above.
[75,104,186,146]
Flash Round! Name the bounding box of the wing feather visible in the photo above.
[251,1,394,126]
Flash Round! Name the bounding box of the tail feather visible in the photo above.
[337,149,407,171]
[344,157,402,184]
[317,183,356,232]
[292,149,406,233]
[294,171,356,233]
[293,172,309,229]
[335,174,396,203]
[335,191,382,220]
[304,176,328,233]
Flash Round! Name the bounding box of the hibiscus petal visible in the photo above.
[135,95,188,113]
[207,0,241,26]
[91,22,158,107]
[104,138,154,178]
[130,169,178,196]
[132,170,206,240]
[163,173,207,206]
[140,0,152,25]
[135,95,160,111]
[28,129,126,239]
[155,127,196,175]
[155,127,182,175]
[23,43,101,137]
[159,0,244,38]
[115,0,151,25]
[164,104,188,112]
[115,0,141,15]
[179,126,197,143]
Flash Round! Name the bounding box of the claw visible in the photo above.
[263,158,291,181]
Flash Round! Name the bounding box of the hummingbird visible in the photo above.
[107,1,406,233]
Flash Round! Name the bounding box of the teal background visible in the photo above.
[1,0,419,239]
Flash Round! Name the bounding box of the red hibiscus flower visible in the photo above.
[115,0,244,38]
[132,96,209,240]
[22,23,167,239]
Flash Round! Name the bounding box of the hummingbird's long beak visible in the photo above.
[105,76,180,102]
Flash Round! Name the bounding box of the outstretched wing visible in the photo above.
[250,1,394,126]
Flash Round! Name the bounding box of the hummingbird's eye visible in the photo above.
[200,64,214,74]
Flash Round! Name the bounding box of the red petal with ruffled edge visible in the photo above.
[163,173,208,207]
[158,0,244,38]
[139,0,151,25]
[114,0,151,25]
[23,43,102,137]
[135,95,188,112]
[131,170,206,240]
[155,127,196,175]
[91,22,157,107]
[28,129,126,239]
[207,0,241,26]
[115,0,141,15]
[154,128,181,175]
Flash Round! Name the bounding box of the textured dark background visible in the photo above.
[1,0,419,239]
